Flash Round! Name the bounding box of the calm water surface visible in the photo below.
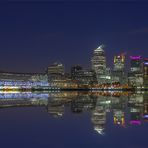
[0,91,147,148]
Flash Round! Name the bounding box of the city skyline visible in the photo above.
[0,1,148,72]
[0,1,148,148]
[0,43,146,74]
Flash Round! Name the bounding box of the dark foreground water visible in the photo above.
[0,91,147,148]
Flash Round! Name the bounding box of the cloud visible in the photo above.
[130,28,148,34]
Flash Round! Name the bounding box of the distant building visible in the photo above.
[0,71,48,88]
[128,56,143,87]
[71,65,83,80]
[47,62,64,81]
[0,71,34,82]
[47,62,64,75]
[143,58,148,87]
[130,56,142,73]
[91,45,106,75]
[91,45,107,83]
[114,54,125,71]
[71,67,97,85]
[112,53,126,84]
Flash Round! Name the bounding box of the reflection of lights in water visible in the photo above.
[0,93,49,99]
[130,120,141,125]
[0,80,49,87]
[94,127,105,135]
[92,106,106,135]
[0,91,21,94]
[113,111,125,127]
[143,115,148,118]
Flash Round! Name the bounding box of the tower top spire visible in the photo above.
[95,44,105,51]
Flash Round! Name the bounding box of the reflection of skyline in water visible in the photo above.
[0,91,147,135]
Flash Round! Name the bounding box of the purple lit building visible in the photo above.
[130,56,142,73]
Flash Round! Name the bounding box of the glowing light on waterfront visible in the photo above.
[130,120,141,125]
[143,115,148,118]
[144,62,148,65]
[130,56,141,60]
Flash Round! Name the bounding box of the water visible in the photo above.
[0,91,147,148]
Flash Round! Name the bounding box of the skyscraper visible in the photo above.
[91,45,107,83]
[130,56,142,73]
[114,54,125,71]
[112,53,126,84]
[91,45,106,75]
[143,58,148,77]
[128,56,143,87]
[143,58,148,87]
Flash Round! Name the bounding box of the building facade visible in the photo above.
[47,62,65,81]
[91,45,107,84]
[112,53,126,84]
[130,56,142,73]
[143,58,148,87]
[128,56,143,87]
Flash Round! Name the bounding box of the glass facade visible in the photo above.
[91,45,106,75]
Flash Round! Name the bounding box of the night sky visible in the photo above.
[0,0,148,73]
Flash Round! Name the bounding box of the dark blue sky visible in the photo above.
[0,1,148,72]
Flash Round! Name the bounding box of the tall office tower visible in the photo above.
[91,45,106,75]
[71,65,83,80]
[91,45,107,83]
[112,53,126,84]
[143,58,148,87]
[128,56,143,87]
[114,53,125,71]
[143,58,148,76]
[130,56,142,73]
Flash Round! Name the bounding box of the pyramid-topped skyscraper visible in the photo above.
[91,45,106,75]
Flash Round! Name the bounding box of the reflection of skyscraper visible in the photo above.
[130,108,142,125]
[128,93,143,125]
[71,94,96,113]
[113,110,125,127]
[142,92,148,121]
[111,95,127,127]
[47,98,64,118]
[91,105,106,135]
